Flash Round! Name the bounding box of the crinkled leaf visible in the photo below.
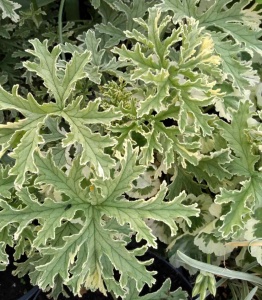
[62,98,121,177]
[113,9,221,133]
[1,142,197,295]
[216,102,259,177]
[0,0,21,22]
[24,39,91,108]
[157,0,262,90]
[215,102,262,237]
[0,40,121,185]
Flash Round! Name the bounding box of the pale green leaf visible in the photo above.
[192,271,216,300]
[178,91,215,136]
[216,101,259,177]
[155,122,200,167]
[192,149,231,181]
[177,251,262,288]
[62,98,121,178]
[157,0,262,90]
[215,180,254,238]
[51,144,69,168]
[244,287,258,300]
[0,142,164,295]
[91,141,146,205]
[111,121,139,151]
[0,165,16,198]
[137,69,170,117]
[24,39,91,108]
[34,152,88,205]
[126,167,161,199]
[212,32,259,90]
[0,226,12,270]
[59,96,120,176]
[113,10,221,129]
[0,0,21,22]
[139,122,163,165]
[101,183,199,247]
[84,30,105,67]
[9,124,44,187]
[113,0,154,27]
[42,117,65,143]
[0,85,57,187]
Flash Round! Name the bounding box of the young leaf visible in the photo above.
[192,271,216,300]
[157,0,262,90]
[113,9,221,136]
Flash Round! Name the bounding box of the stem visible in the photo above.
[32,0,38,10]
[225,241,262,247]
[58,0,66,60]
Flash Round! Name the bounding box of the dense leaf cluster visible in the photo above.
[1,0,262,299]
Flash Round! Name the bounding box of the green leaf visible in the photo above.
[0,142,163,295]
[51,144,69,168]
[198,1,262,54]
[82,30,105,84]
[154,122,200,167]
[157,0,262,90]
[139,121,163,165]
[216,102,259,177]
[167,166,202,199]
[244,287,258,300]
[0,165,16,198]
[113,9,221,132]
[215,102,262,237]
[0,85,57,187]
[212,32,259,90]
[0,226,12,270]
[61,98,121,178]
[95,22,125,48]
[195,149,231,181]
[137,69,170,117]
[156,0,196,19]
[178,91,215,136]
[0,40,121,185]
[124,279,188,300]
[186,149,232,191]
[24,39,91,108]
[0,0,21,22]
[177,251,262,288]
[42,117,65,143]
[95,0,154,48]
[215,180,254,238]
[192,271,216,300]
[91,142,145,205]
[101,182,199,247]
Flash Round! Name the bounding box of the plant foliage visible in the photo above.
[0,0,262,299]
